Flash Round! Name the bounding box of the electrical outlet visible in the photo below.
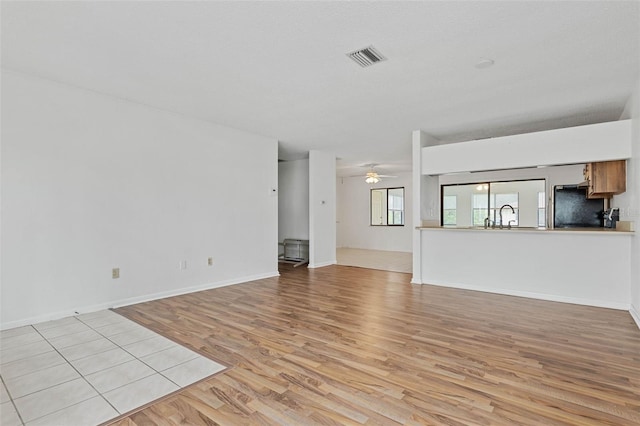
[207,257,213,266]
[112,268,120,279]
[179,260,187,270]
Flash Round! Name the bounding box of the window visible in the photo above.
[441,179,545,228]
[371,187,404,226]
[491,192,518,226]
[538,191,546,227]
[474,192,518,226]
[442,195,457,226]
[472,192,489,226]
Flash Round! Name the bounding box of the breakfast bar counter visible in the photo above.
[417,226,634,235]
[414,226,633,310]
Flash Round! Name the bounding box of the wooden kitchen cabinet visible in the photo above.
[583,160,626,199]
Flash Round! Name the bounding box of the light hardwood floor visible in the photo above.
[111,264,640,425]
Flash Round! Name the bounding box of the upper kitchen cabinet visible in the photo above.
[583,160,626,199]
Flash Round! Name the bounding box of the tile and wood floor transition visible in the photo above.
[2,262,640,425]
[0,310,226,425]
[108,264,640,425]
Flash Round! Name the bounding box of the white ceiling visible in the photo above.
[2,1,639,177]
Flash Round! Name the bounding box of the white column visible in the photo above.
[411,130,439,283]
[308,150,337,268]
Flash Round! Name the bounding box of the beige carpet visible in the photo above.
[336,247,412,273]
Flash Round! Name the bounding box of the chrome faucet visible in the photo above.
[499,204,515,229]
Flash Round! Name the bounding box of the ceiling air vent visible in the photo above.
[346,45,386,68]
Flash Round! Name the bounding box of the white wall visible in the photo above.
[308,150,336,268]
[422,120,632,175]
[1,70,279,329]
[337,173,412,252]
[420,229,631,310]
[620,78,640,328]
[278,159,309,242]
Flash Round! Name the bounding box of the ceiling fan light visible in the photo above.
[365,176,380,184]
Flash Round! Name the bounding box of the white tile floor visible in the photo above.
[0,310,226,425]
[336,247,412,273]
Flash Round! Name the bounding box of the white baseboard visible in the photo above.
[308,260,337,269]
[337,246,412,254]
[111,271,279,309]
[0,301,117,331]
[0,271,280,331]
[416,279,629,311]
[630,304,640,330]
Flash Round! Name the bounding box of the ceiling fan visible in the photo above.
[361,164,396,184]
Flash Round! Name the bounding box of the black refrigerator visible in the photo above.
[553,185,604,228]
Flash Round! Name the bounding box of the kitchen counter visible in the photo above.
[416,226,634,235]
[414,225,632,310]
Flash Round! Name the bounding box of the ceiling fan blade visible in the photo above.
[344,173,397,178]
